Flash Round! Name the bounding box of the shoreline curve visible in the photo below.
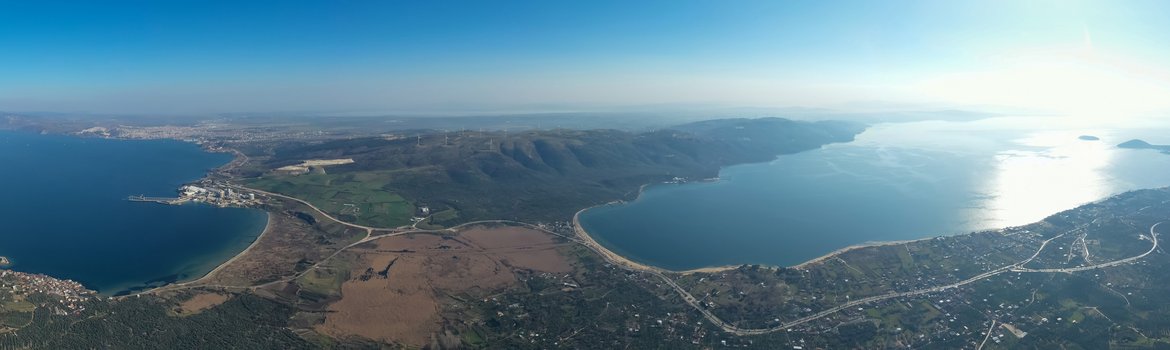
[184,211,273,286]
[573,204,935,275]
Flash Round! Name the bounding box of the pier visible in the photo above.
[126,195,185,205]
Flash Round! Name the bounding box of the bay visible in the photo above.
[579,117,1170,270]
[0,130,267,295]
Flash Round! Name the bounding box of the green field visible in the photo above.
[244,171,415,228]
[0,298,35,328]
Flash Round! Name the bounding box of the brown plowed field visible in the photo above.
[316,225,573,346]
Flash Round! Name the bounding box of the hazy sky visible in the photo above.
[2,0,1168,115]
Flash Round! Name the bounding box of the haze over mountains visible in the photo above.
[4,1,1170,348]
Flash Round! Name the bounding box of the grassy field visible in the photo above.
[295,250,356,299]
[0,298,35,328]
[244,171,415,228]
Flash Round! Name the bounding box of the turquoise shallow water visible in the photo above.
[580,118,1170,270]
[0,130,267,295]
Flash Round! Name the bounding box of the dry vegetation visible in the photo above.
[311,224,574,347]
[174,292,231,316]
[192,198,365,289]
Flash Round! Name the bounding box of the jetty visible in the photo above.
[127,195,185,205]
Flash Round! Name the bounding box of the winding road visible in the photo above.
[1012,222,1160,273]
[629,222,1160,336]
[225,184,388,235]
[129,182,1166,337]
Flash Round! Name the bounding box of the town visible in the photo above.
[0,269,94,323]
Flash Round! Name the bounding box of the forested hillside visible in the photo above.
[245,118,866,226]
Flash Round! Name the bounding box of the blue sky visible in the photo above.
[1,0,1168,115]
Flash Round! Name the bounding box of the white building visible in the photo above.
[181,185,208,196]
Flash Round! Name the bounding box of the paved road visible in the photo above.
[1013,222,1160,273]
[125,183,1168,337]
[226,184,391,234]
[652,223,1160,336]
[128,215,581,297]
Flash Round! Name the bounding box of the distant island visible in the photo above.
[1078,135,1100,141]
[1118,139,1170,153]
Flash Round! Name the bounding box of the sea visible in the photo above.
[0,130,267,295]
[579,116,1170,270]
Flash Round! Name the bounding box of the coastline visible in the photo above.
[574,172,880,274]
[573,206,742,275]
[573,204,935,275]
[571,149,988,274]
[98,202,270,297]
[180,211,273,286]
[122,146,265,295]
[788,237,935,269]
[22,126,1162,294]
[166,144,261,284]
[573,185,1165,274]
[574,171,867,275]
[106,202,270,298]
[1,129,268,296]
[573,207,660,273]
[572,170,954,274]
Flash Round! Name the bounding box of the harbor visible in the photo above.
[127,182,265,208]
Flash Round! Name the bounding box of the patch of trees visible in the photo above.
[0,294,314,349]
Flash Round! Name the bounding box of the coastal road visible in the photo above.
[225,183,392,236]
[120,183,393,298]
[1012,222,1159,273]
[245,207,1141,337]
[129,215,585,297]
[129,182,1168,338]
[641,223,1159,336]
[124,183,397,296]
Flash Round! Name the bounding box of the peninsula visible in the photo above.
[4,114,1170,349]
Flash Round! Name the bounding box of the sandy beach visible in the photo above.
[573,202,936,275]
[152,211,274,292]
[789,237,935,269]
[572,207,660,272]
[572,206,742,275]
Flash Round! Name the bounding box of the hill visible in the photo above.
[1118,139,1170,153]
[242,118,865,227]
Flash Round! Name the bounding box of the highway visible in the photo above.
[125,182,1167,337]
[644,223,1160,336]
[125,210,587,297]
[1013,222,1160,273]
[225,183,388,236]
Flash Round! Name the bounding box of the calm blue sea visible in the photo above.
[0,130,267,295]
[580,117,1170,270]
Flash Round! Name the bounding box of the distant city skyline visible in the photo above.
[2,0,1168,117]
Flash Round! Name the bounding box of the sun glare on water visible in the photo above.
[985,130,1114,227]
